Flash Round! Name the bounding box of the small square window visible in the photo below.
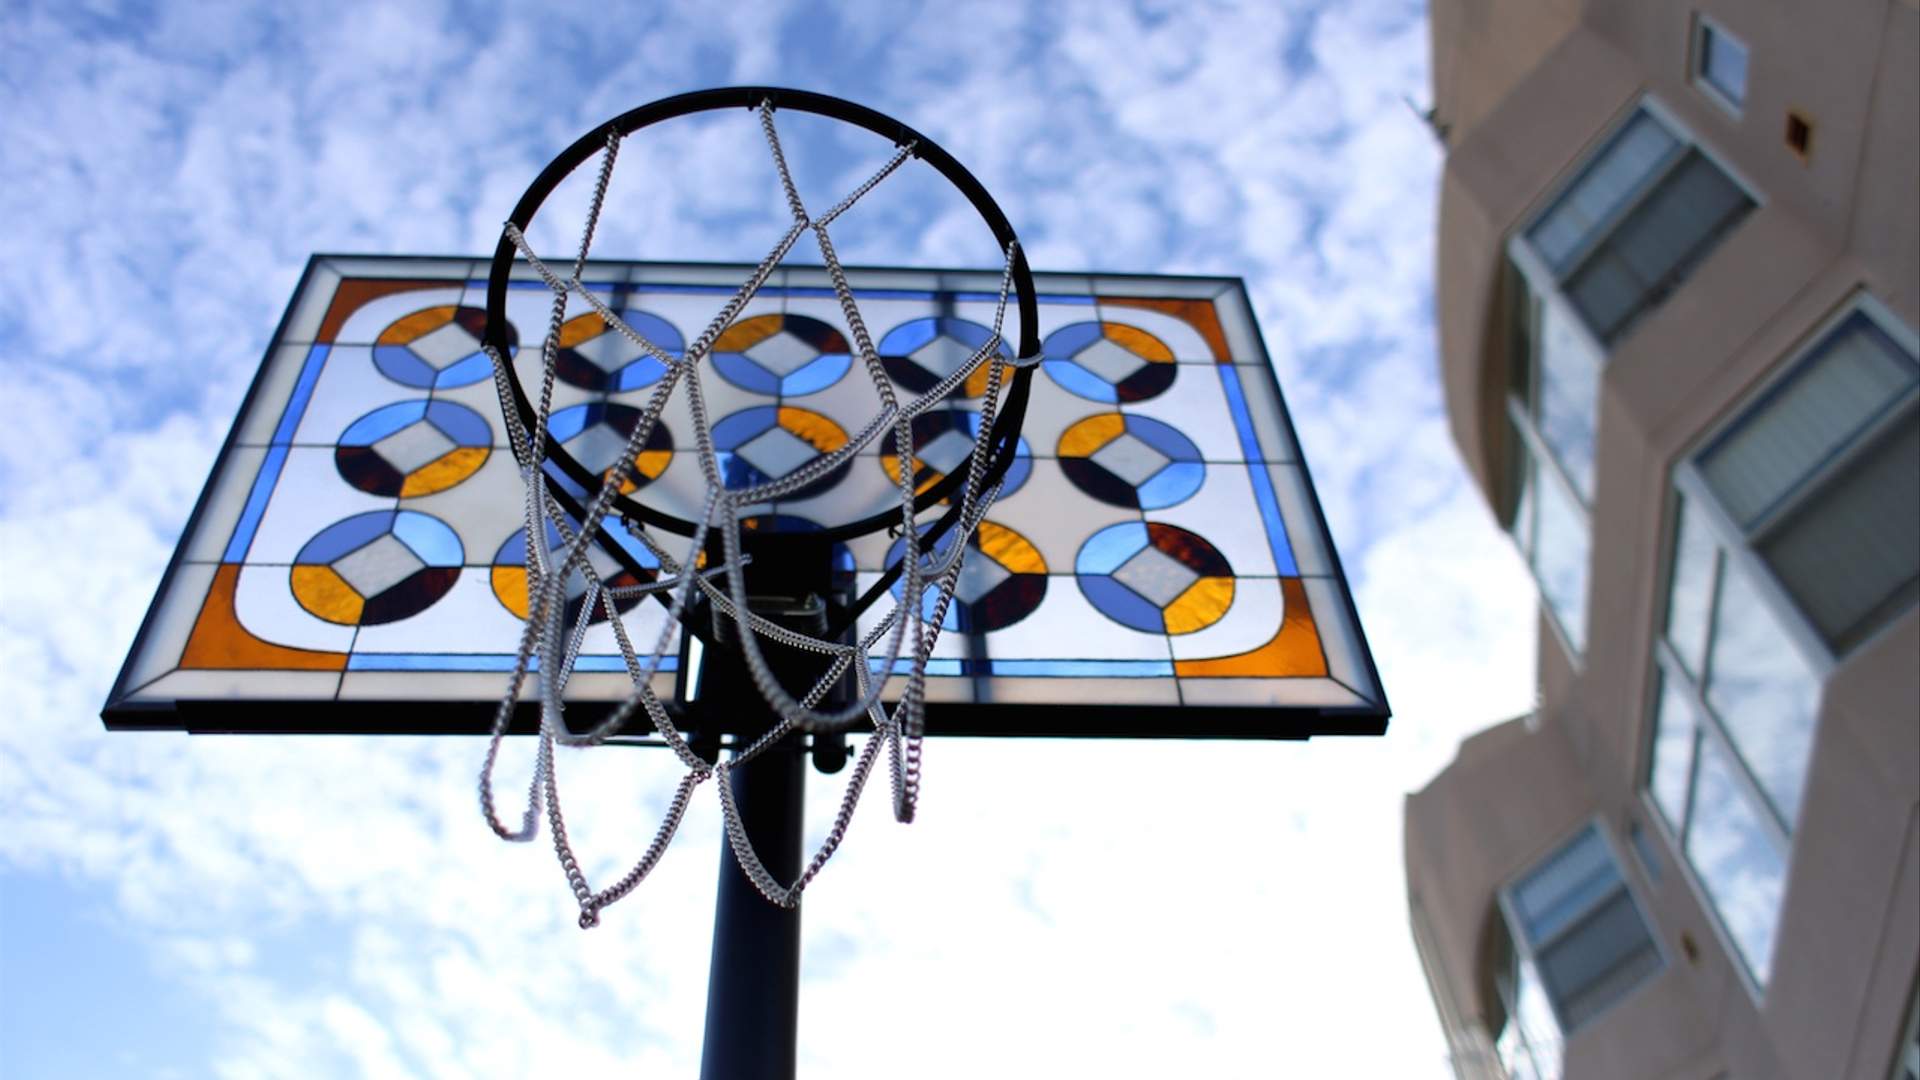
[1694,18,1749,113]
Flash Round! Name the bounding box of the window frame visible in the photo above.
[1674,292,1920,672]
[1509,97,1760,345]
[1495,819,1669,1040]
[1691,14,1750,117]
[1642,292,1920,1000]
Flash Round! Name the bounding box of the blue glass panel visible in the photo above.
[296,510,396,564]
[433,350,494,388]
[712,351,781,394]
[1136,461,1205,510]
[223,444,291,563]
[425,400,493,446]
[272,345,333,446]
[782,353,853,396]
[340,400,429,445]
[1075,521,1148,575]
[389,511,464,567]
[1078,575,1165,634]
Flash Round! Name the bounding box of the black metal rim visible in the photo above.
[482,86,1038,547]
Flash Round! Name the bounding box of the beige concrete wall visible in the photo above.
[1418,0,1920,1077]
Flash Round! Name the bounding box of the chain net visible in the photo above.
[476,100,1032,928]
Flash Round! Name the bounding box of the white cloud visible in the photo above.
[0,1,1537,1076]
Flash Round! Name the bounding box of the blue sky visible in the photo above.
[0,1,1539,1076]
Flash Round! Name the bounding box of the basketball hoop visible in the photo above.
[473,88,1039,927]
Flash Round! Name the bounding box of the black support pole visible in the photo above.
[695,533,846,1080]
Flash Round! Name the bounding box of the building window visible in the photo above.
[1647,299,1919,990]
[1504,269,1601,656]
[1496,824,1665,1068]
[1693,16,1750,114]
[1503,104,1756,657]
[1521,105,1755,345]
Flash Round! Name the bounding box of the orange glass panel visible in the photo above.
[181,564,349,671]
[1175,578,1327,677]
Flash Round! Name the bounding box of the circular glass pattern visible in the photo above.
[1041,321,1177,403]
[489,519,658,625]
[888,521,1047,634]
[335,399,492,497]
[879,407,1031,501]
[711,405,850,499]
[551,310,680,392]
[547,403,673,495]
[1057,413,1203,510]
[877,316,1013,398]
[711,313,851,396]
[1075,521,1234,635]
[373,305,508,389]
[292,510,464,626]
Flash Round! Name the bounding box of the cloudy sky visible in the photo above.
[0,1,1540,1076]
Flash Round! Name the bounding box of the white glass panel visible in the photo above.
[1302,576,1377,703]
[1533,455,1591,654]
[1648,671,1698,834]
[1707,564,1821,827]
[1761,417,1920,649]
[1150,463,1277,577]
[1125,363,1245,462]
[119,562,221,694]
[1664,494,1720,677]
[1176,676,1367,708]
[1686,733,1787,985]
[1700,313,1917,526]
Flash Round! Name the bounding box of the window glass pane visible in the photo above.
[1706,565,1821,827]
[1686,733,1787,985]
[1513,825,1619,944]
[1563,250,1643,343]
[1533,455,1591,653]
[1701,25,1749,107]
[1506,957,1565,1080]
[1648,670,1698,833]
[1700,312,1918,527]
[1611,153,1749,288]
[1536,301,1602,503]
[1761,416,1920,650]
[1529,112,1680,273]
[1509,417,1539,553]
[1540,890,1662,1030]
[1566,152,1753,343]
[1664,493,1719,676]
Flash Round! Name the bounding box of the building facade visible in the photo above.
[1407,1,1920,1077]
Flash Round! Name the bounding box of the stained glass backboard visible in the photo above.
[103,255,1387,739]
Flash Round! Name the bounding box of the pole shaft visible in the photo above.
[697,533,844,1080]
[699,734,803,1080]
